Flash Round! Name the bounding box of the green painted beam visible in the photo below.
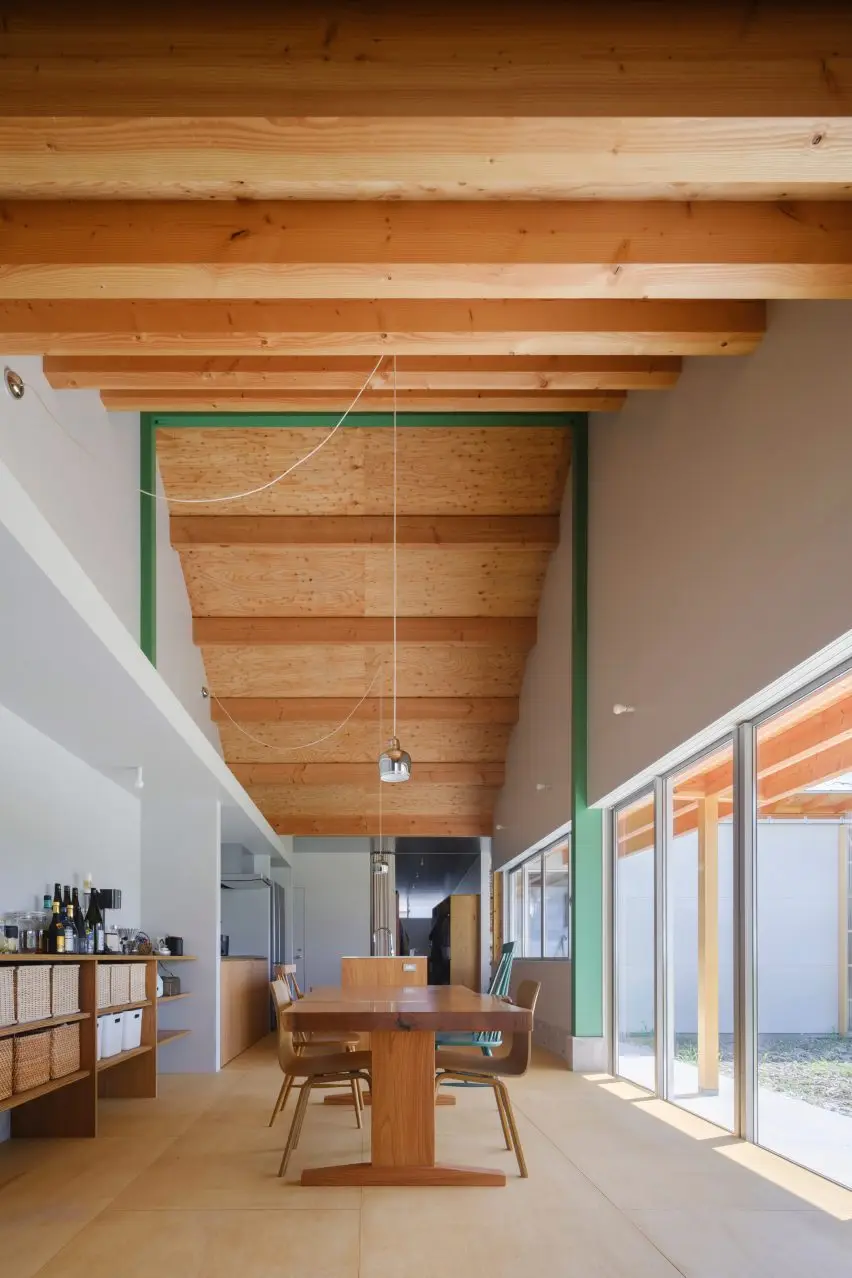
[149,411,582,430]
[570,416,604,1039]
[140,413,157,666]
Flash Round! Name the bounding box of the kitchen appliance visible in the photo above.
[164,935,184,955]
[220,934,230,956]
[220,874,286,1025]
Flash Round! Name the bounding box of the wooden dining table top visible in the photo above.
[279,984,532,1033]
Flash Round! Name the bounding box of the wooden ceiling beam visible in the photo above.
[209,697,519,723]
[4,201,852,301]
[758,738,852,807]
[230,762,504,786]
[0,299,765,356]
[273,816,493,837]
[45,355,682,393]
[193,616,537,647]
[2,118,851,203]
[101,389,624,412]
[171,514,560,549]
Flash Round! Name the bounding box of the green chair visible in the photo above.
[436,941,515,1056]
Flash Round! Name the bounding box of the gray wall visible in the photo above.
[292,837,371,989]
[588,302,852,804]
[493,476,572,869]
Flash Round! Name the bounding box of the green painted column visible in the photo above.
[571,417,604,1039]
[140,413,157,665]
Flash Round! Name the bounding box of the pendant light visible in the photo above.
[379,355,412,784]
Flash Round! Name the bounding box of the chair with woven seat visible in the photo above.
[435,941,515,1055]
[268,979,372,1176]
[434,978,540,1178]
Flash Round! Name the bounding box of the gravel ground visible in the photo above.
[676,1034,852,1118]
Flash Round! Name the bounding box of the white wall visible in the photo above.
[292,837,371,989]
[141,793,221,1071]
[0,702,141,921]
[509,960,573,1059]
[616,822,840,1036]
[493,476,572,868]
[588,302,852,803]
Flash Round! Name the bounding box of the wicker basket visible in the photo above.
[97,964,111,1009]
[129,963,147,1002]
[0,967,15,1028]
[51,964,80,1016]
[0,1038,12,1101]
[13,1030,51,1093]
[16,966,51,1023]
[109,964,130,1006]
[50,1022,81,1079]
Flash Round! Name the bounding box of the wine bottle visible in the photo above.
[46,899,66,954]
[86,888,105,954]
[72,887,91,952]
[64,903,77,953]
[52,882,62,912]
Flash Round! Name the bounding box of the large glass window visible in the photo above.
[668,741,736,1131]
[755,671,852,1190]
[614,792,656,1089]
[506,837,571,959]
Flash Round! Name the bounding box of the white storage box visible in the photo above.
[121,1008,143,1051]
[96,1015,103,1061]
[100,1013,124,1058]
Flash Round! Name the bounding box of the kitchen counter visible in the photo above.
[219,956,270,1065]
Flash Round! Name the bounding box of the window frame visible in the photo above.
[505,834,572,960]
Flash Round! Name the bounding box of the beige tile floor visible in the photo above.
[1,1040,851,1277]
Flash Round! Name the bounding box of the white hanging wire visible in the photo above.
[141,353,385,504]
[392,353,398,739]
[204,662,384,754]
[4,374,95,457]
[378,675,384,847]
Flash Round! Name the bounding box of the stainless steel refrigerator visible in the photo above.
[220,874,287,1005]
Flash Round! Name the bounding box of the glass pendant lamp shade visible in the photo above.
[378,737,412,783]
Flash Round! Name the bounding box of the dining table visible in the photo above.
[280,982,532,1187]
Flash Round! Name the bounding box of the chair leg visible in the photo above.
[279,1082,311,1177]
[350,1078,363,1129]
[354,1076,364,1114]
[268,1075,290,1128]
[292,1079,314,1151]
[492,1080,513,1151]
[497,1081,527,1178]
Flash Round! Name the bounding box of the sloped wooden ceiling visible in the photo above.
[157,421,569,835]
[1,0,851,836]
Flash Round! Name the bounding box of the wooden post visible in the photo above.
[839,825,849,1038]
[697,796,719,1093]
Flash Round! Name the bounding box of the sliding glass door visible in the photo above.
[614,791,656,1089]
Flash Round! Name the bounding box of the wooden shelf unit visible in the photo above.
[1,954,195,1138]
[158,992,191,1004]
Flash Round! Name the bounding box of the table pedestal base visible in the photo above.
[301,1162,506,1187]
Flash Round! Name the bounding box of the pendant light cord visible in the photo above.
[392,353,398,739]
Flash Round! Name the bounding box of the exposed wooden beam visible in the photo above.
[171,514,560,549]
[230,762,504,786]
[193,616,537,647]
[4,201,852,300]
[218,719,511,765]
[101,389,624,412]
[2,118,851,203]
[45,355,682,392]
[209,696,519,723]
[758,737,852,806]
[272,816,493,837]
[0,299,765,357]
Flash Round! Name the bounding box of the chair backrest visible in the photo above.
[503,978,541,1075]
[269,979,300,1073]
[474,941,516,1045]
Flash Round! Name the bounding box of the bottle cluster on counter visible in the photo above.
[1,877,107,954]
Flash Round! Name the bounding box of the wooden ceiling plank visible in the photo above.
[250,780,498,818]
[171,514,560,549]
[230,761,505,785]
[0,299,766,357]
[45,355,682,392]
[209,697,519,723]
[758,737,852,807]
[217,719,512,764]
[101,390,624,412]
[275,816,493,837]
[3,118,851,203]
[4,201,852,300]
[192,616,537,647]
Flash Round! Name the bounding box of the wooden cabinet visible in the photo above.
[429,894,480,990]
[220,958,269,1065]
[341,956,427,987]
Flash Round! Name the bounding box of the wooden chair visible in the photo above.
[434,979,541,1178]
[272,964,359,1058]
[268,980,372,1176]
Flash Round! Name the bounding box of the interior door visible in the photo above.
[293,885,306,991]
